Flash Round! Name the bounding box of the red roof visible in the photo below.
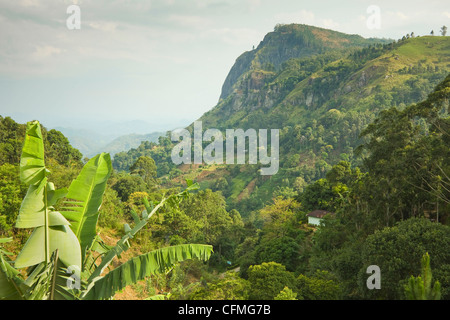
[306,210,335,218]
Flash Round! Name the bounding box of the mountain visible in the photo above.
[53,126,111,158]
[201,24,448,131]
[113,24,450,215]
[55,120,167,157]
[219,23,392,101]
[100,132,165,157]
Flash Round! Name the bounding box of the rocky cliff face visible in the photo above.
[218,24,387,101]
[220,50,256,101]
[198,24,449,138]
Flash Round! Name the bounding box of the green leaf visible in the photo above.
[21,253,60,300]
[129,209,141,224]
[19,121,48,187]
[90,236,113,255]
[61,153,112,258]
[14,225,81,271]
[124,223,132,235]
[46,182,68,207]
[0,237,13,245]
[82,244,213,300]
[0,248,24,300]
[15,184,70,229]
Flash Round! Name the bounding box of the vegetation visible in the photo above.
[0,121,212,300]
[113,30,450,218]
[404,253,441,300]
[1,24,449,300]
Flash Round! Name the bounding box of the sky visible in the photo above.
[0,0,449,135]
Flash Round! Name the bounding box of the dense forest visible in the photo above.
[1,24,449,300]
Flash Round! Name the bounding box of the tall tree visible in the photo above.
[129,155,157,186]
[357,74,450,225]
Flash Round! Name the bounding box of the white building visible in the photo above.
[306,210,335,226]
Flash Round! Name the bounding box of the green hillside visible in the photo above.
[115,27,450,216]
[220,24,391,101]
[102,132,165,157]
[204,34,449,131]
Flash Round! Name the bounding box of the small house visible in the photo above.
[306,210,335,226]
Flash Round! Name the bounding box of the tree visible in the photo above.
[440,25,447,36]
[274,286,299,300]
[129,156,157,186]
[358,218,450,299]
[296,270,342,300]
[46,129,82,166]
[259,197,300,238]
[189,271,250,300]
[0,116,26,166]
[431,30,434,36]
[404,253,441,300]
[179,189,237,246]
[298,179,334,212]
[0,164,26,235]
[247,262,296,300]
[0,121,213,300]
[356,74,450,226]
[255,236,302,272]
[111,173,147,202]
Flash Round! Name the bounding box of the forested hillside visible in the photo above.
[1,24,449,301]
[113,25,450,217]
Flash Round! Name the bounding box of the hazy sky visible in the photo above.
[1,0,449,133]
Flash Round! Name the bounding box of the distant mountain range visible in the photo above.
[53,120,167,158]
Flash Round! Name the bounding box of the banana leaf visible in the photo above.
[60,153,112,260]
[82,244,213,300]
[0,238,24,300]
[15,184,70,229]
[19,121,48,188]
[14,225,81,270]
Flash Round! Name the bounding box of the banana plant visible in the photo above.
[7,121,81,299]
[0,121,213,300]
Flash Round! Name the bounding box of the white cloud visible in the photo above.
[443,12,450,18]
[88,21,118,32]
[386,11,409,21]
[32,45,62,59]
[168,14,212,29]
[274,10,339,30]
[321,18,339,30]
[274,10,316,25]
[203,27,263,46]
[18,0,40,7]
[247,0,262,12]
